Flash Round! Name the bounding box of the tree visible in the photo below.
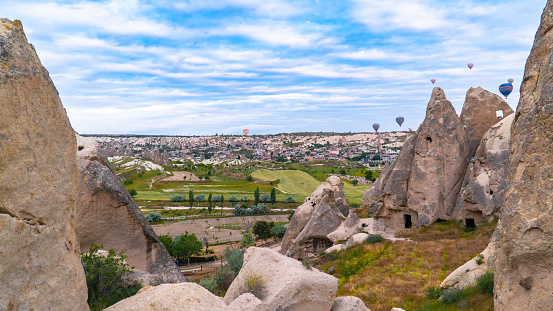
[371,155,381,161]
[220,194,224,215]
[271,224,287,240]
[351,179,359,186]
[283,196,296,204]
[196,194,205,202]
[253,221,273,241]
[189,190,194,207]
[365,170,373,180]
[270,188,277,204]
[145,212,161,223]
[128,189,137,197]
[254,187,260,205]
[172,232,203,266]
[223,247,244,275]
[340,169,346,175]
[246,175,253,182]
[207,193,213,215]
[170,195,185,202]
[260,193,271,203]
[240,231,256,248]
[158,234,173,255]
[228,195,238,202]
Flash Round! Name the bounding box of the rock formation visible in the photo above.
[331,296,370,311]
[494,1,553,309]
[0,18,89,310]
[280,176,373,259]
[452,114,514,225]
[76,135,185,284]
[361,88,470,230]
[459,86,513,157]
[225,247,339,310]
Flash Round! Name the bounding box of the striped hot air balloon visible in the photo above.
[243,129,249,135]
[499,83,513,98]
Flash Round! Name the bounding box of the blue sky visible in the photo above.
[0,0,546,135]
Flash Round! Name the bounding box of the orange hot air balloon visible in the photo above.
[243,129,249,135]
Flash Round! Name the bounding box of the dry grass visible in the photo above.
[317,220,496,311]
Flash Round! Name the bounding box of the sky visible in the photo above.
[0,0,547,135]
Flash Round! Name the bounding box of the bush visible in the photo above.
[244,269,267,299]
[234,205,244,216]
[195,194,206,202]
[253,221,272,241]
[128,189,137,197]
[366,234,385,244]
[283,196,296,204]
[223,247,244,275]
[81,243,141,310]
[122,180,134,186]
[240,196,249,202]
[260,193,271,203]
[214,265,235,293]
[477,271,494,295]
[170,195,185,202]
[425,286,442,299]
[199,276,217,294]
[302,259,312,270]
[240,231,256,248]
[271,224,286,240]
[145,212,161,223]
[212,195,222,202]
[229,195,238,202]
[475,253,484,265]
[256,203,269,214]
[440,287,462,304]
[246,175,253,181]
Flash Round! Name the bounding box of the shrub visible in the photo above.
[229,195,238,202]
[223,247,244,275]
[244,269,267,299]
[240,196,249,202]
[234,205,244,216]
[199,276,217,294]
[283,196,296,204]
[195,194,206,202]
[212,195,222,202]
[271,224,286,240]
[214,265,235,293]
[260,193,271,203]
[477,271,494,295]
[170,195,185,202]
[128,189,137,197]
[302,259,312,270]
[425,286,442,299]
[240,231,256,248]
[253,221,272,241]
[246,175,253,181]
[366,234,385,244]
[256,203,269,214]
[122,180,134,186]
[440,287,462,304]
[145,212,161,223]
[475,253,484,265]
[81,243,141,310]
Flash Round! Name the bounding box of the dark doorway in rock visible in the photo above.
[466,218,476,228]
[404,214,412,229]
[426,136,432,143]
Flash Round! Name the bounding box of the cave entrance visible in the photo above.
[404,214,412,229]
[466,218,476,228]
[313,238,332,253]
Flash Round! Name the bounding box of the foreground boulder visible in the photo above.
[76,135,185,284]
[331,296,370,311]
[362,88,469,231]
[495,1,553,309]
[0,18,88,310]
[225,247,339,310]
[105,283,226,310]
[452,114,514,224]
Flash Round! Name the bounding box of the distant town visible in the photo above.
[87,131,411,167]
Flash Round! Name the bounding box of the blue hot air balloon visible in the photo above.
[499,83,513,98]
[396,116,405,127]
[373,123,380,132]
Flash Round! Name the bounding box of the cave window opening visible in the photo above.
[404,214,412,229]
[466,218,476,228]
[490,190,494,195]
[496,110,504,119]
[426,137,432,143]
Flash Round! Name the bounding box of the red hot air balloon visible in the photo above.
[467,63,474,70]
[431,78,436,84]
[408,127,413,132]
[372,123,380,132]
[243,129,249,135]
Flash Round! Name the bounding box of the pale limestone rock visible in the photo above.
[495,1,553,309]
[225,247,338,310]
[325,244,346,253]
[331,296,370,311]
[346,233,369,248]
[453,114,514,224]
[227,293,262,311]
[0,18,89,310]
[105,282,225,311]
[76,135,185,285]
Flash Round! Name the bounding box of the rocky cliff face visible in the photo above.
[76,135,185,285]
[453,114,514,224]
[0,18,89,310]
[494,1,553,309]
[459,87,514,157]
[361,88,470,231]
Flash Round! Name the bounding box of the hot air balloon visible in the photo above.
[372,123,380,132]
[396,116,404,127]
[508,78,514,84]
[499,83,513,98]
[243,129,249,135]
[408,127,413,132]
[431,78,436,84]
[467,63,474,70]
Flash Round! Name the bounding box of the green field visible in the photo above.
[252,169,370,203]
